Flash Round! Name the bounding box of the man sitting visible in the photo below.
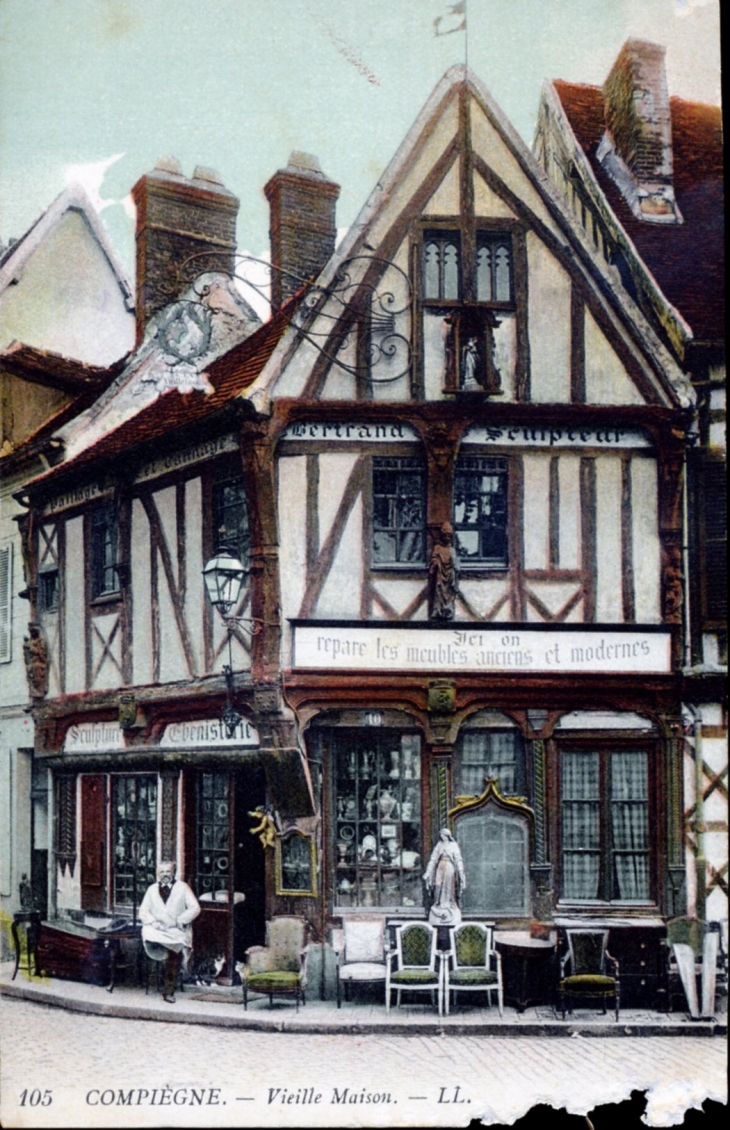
[139,861,200,1003]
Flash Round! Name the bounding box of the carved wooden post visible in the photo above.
[240,421,281,687]
[657,438,685,667]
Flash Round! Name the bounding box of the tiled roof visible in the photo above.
[553,81,724,343]
[0,340,126,390]
[25,301,294,490]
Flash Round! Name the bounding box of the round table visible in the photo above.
[495,931,557,1012]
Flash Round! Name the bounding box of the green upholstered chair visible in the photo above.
[386,922,442,1014]
[334,916,387,1008]
[444,922,503,1016]
[559,929,619,1020]
[239,916,309,1011]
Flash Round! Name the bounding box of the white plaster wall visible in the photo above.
[526,580,582,622]
[458,578,511,621]
[184,476,205,674]
[370,578,427,620]
[423,311,448,400]
[316,497,363,618]
[0,210,133,365]
[154,486,187,683]
[131,499,153,686]
[584,308,644,406]
[64,515,85,692]
[91,611,123,690]
[470,101,563,242]
[557,453,581,569]
[474,172,519,218]
[594,456,623,621]
[522,454,550,570]
[43,612,61,698]
[317,453,360,551]
[526,233,571,404]
[425,160,460,214]
[631,457,661,623]
[277,455,308,633]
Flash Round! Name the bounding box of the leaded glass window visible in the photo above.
[212,477,250,567]
[197,771,230,896]
[423,233,461,300]
[476,235,512,303]
[112,775,157,906]
[560,749,650,903]
[90,503,119,599]
[372,457,426,566]
[453,456,508,568]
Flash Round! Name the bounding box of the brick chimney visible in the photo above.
[131,158,240,343]
[598,39,681,223]
[264,152,340,310]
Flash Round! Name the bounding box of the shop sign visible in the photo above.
[135,434,239,483]
[462,423,652,448]
[160,717,259,748]
[281,421,417,442]
[292,625,671,674]
[64,721,126,752]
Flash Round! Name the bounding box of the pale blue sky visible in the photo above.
[0,0,721,279]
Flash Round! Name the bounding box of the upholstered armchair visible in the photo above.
[334,916,387,1008]
[239,916,309,1010]
[385,922,442,1014]
[559,929,619,1020]
[443,922,503,1015]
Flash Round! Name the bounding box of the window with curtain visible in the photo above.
[453,456,509,569]
[560,748,650,903]
[372,457,426,567]
[455,729,525,797]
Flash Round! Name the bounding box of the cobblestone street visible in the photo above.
[1,997,726,1129]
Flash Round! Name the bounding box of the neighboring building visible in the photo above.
[534,38,726,933]
[0,186,134,947]
[18,61,716,1010]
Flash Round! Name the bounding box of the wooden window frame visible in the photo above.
[552,738,659,909]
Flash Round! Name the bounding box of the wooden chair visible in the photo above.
[443,922,503,1016]
[334,916,387,1008]
[385,922,442,1014]
[559,929,619,1020]
[239,916,309,1011]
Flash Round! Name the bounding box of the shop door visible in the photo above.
[191,765,265,979]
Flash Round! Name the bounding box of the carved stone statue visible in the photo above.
[23,623,48,700]
[423,828,466,926]
[428,522,458,621]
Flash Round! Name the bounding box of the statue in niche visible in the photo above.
[23,623,48,700]
[423,828,466,926]
[429,522,459,621]
[461,335,482,391]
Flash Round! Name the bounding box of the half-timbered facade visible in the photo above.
[18,67,716,1001]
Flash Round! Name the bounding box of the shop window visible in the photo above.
[196,770,230,897]
[212,476,250,567]
[453,456,509,569]
[332,730,422,909]
[560,748,651,903]
[112,775,158,907]
[455,729,525,796]
[89,503,119,600]
[372,457,426,567]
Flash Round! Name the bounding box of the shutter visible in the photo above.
[0,544,12,663]
[702,461,727,624]
[80,775,106,911]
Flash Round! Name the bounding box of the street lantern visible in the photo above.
[202,549,247,617]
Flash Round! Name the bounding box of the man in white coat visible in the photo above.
[139,861,200,1002]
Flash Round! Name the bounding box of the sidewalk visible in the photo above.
[1,963,725,1036]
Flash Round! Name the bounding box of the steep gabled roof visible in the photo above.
[0,340,126,393]
[0,183,133,310]
[551,81,724,345]
[249,65,693,412]
[22,299,295,493]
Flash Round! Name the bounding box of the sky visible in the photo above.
[0,0,721,299]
